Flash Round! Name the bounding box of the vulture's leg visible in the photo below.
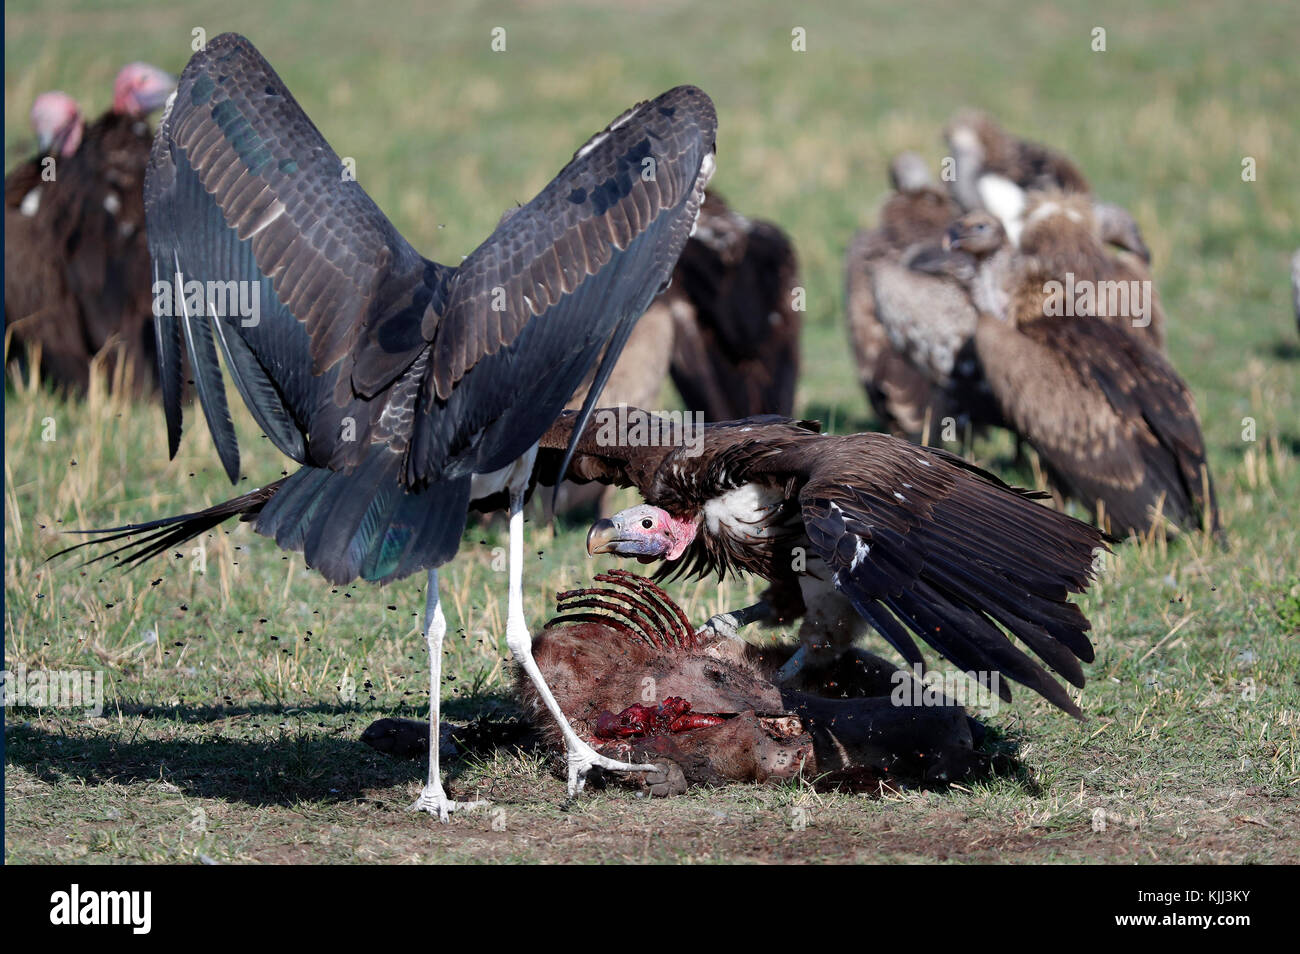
[696,600,773,642]
[776,645,814,684]
[409,568,487,821]
[502,488,660,796]
[777,583,866,684]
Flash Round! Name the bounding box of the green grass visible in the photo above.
[5,0,1299,863]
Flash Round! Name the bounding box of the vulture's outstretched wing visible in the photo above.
[976,314,1217,535]
[534,409,822,491]
[755,435,1104,716]
[146,32,716,489]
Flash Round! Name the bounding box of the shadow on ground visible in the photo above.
[3,694,532,808]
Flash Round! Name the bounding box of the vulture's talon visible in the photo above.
[696,612,743,643]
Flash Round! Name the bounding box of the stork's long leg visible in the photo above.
[409,567,486,821]
[502,488,659,796]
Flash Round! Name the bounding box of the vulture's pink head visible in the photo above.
[112,62,176,118]
[30,92,84,157]
[586,505,697,563]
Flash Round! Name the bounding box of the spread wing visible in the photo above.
[755,434,1104,715]
[146,32,717,491]
[407,84,716,485]
[146,32,450,480]
[534,408,821,492]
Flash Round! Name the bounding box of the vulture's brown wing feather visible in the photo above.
[534,408,820,491]
[751,434,1103,716]
[978,315,1217,535]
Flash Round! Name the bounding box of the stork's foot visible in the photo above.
[409,782,488,823]
[695,612,744,643]
[565,740,659,797]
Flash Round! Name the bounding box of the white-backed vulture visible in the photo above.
[932,210,1218,537]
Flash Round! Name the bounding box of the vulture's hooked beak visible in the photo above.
[586,518,662,563]
[586,505,687,563]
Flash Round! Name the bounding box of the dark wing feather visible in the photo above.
[145,32,450,480]
[532,408,820,493]
[70,35,717,587]
[763,434,1103,716]
[147,29,717,523]
[668,196,802,420]
[50,449,471,585]
[405,85,717,485]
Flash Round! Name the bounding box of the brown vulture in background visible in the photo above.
[944,109,1151,265]
[550,190,801,518]
[1014,192,1166,350]
[536,408,1106,718]
[56,34,718,818]
[924,208,1218,537]
[5,93,88,390]
[667,191,801,420]
[4,63,176,395]
[945,109,1091,233]
[845,152,998,443]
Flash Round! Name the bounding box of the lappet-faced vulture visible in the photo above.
[537,408,1106,718]
[4,64,175,394]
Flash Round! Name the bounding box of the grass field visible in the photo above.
[5,0,1299,863]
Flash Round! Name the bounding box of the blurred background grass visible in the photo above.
[5,0,1298,862]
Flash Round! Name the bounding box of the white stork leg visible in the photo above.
[503,488,660,796]
[409,567,487,821]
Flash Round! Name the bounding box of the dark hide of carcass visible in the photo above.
[364,571,995,796]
